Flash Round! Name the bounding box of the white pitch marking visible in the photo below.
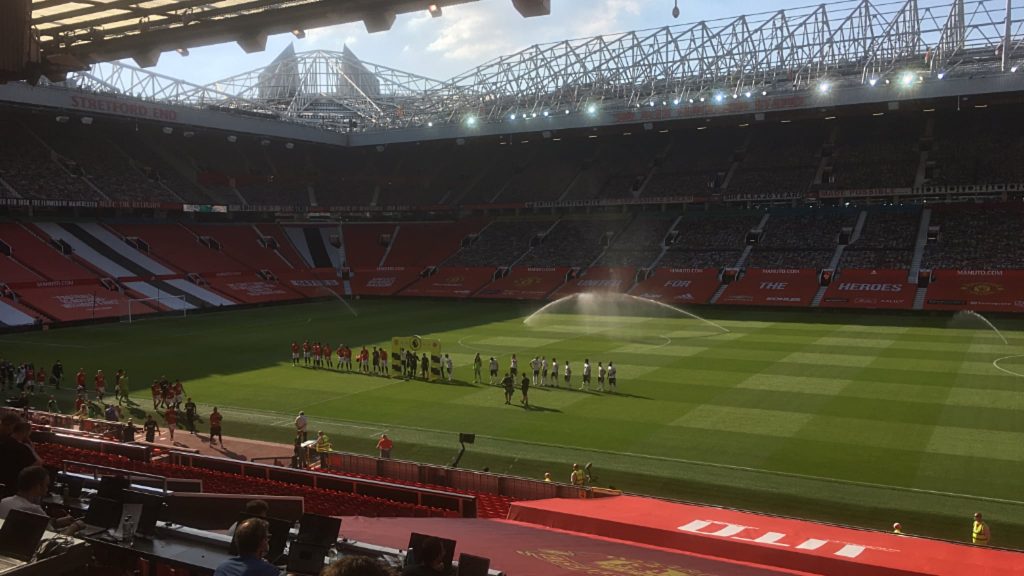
[992,354,1024,378]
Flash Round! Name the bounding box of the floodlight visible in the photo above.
[586,104,597,115]
[1012,65,1019,73]
[761,90,768,96]
[901,71,916,86]
[744,92,751,98]
[648,101,655,107]
[531,112,537,118]
[564,110,570,115]
[427,122,433,127]
[868,77,878,86]
[176,48,189,57]
[542,110,549,117]
[466,116,477,126]
[291,29,305,39]
[672,98,680,105]
[428,4,442,17]
[714,93,724,103]
[818,81,831,94]
[936,71,946,80]
[510,113,516,120]
[699,96,705,102]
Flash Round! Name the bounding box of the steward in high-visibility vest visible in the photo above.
[972,513,990,545]
[315,431,332,468]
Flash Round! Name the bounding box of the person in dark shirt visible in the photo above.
[143,414,160,443]
[213,518,280,576]
[184,397,198,434]
[502,374,515,405]
[51,360,64,389]
[402,537,447,576]
[520,373,530,407]
[0,421,37,497]
[323,555,396,576]
[420,354,429,380]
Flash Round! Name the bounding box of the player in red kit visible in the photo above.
[313,342,322,368]
[323,343,333,369]
[302,340,312,366]
[165,406,177,441]
[76,368,86,392]
[95,370,106,399]
[379,348,389,376]
[290,341,300,366]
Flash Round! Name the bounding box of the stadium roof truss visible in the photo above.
[32,0,480,67]
[60,0,1024,133]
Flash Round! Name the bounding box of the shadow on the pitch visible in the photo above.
[603,390,651,400]
[427,379,478,388]
[520,403,561,413]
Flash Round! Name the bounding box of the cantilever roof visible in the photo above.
[32,0,478,69]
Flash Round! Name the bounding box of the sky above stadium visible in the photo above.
[143,0,819,85]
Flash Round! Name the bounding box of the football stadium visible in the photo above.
[1,0,1023,574]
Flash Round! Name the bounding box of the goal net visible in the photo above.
[120,295,190,324]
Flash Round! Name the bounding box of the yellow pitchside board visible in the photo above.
[391,336,442,381]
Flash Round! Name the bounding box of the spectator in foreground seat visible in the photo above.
[214,518,279,576]
[323,555,397,576]
[0,466,83,534]
[228,499,270,538]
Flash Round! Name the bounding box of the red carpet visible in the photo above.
[340,516,815,576]
[508,496,1023,576]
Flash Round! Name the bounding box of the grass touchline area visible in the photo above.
[4,298,1024,548]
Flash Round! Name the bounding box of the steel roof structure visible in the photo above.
[32,0,484,69]
[57,0,1024,136]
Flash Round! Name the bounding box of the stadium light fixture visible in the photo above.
[714,93,724,103]
[761,90,768,96]
[688,98,695,104]
[510,113,516,120]
[699,96,705,102]
[1012,65,1019,73]
[672,98,680,105]
[291,29,306,39]
[900,71,917,86]
[936,71,946,80]
[564,110,570,115]
[586,103,597,115]
[285,142,294,149]
[542,110,549,117]
[531,112,537,118]
[427,122,433,127]
[428,4,442,17]
[744,91,752,98]
[466,116,477,126]
[648,101,655,107]
[176,47,189,57]
[818,81,831,94]
[868,77,878,87]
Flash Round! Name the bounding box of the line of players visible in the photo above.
[481,354,618,392]
[290,340,464,382]
[290,340,391,376]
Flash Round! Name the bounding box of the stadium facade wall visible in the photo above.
[628,268,722,305]
[820,269,918,310]
[475,267,571,300]
[718,269,821,307]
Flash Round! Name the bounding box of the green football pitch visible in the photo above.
[4,298,1024,547]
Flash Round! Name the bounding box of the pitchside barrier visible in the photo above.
[391,335,443,381]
